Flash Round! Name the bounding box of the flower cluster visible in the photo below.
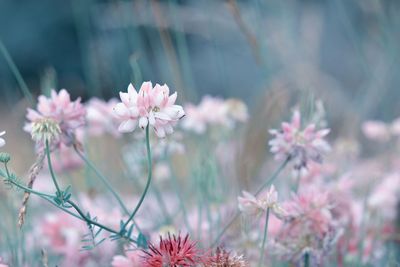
[182,96,248,134]
[269,110,330,174]
[114,82,185,138]
[238,185,286,219]
[270,189,343,264]
[24,89,86,150]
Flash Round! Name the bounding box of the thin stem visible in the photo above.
[122,125,152,230]
[211,158,288,248]
[45,140,61,194]
[304,252,310,267]
[73,146,129,215]
[0,38,34,105]
[258,208,270,267]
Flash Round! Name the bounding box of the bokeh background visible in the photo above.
[0,1,400,265]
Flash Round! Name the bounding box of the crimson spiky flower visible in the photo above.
[204,247,248,267]
[143,233,203,267]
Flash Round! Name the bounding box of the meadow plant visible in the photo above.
[0,86,399,267]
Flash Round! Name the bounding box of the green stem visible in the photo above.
[45,140,62,194]
[0,38,34,105]
[304,252,310,267]
[122,125,152,230]
[258,208,270,267]
[211,158,288,248]
[73,146,129,215]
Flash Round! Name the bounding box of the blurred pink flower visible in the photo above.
[238,185,286,219]
[143,233,203,267]
[0,258,8,267]
[112,249,143,267]
[114,82,185,138]
[269,110,330,173]
[0,131,5,147]
[390,117,400,136]
[182,96,248,134]
[24,89,86,149]
[271,190,341,264]
[362,120,390,142]
[86,98,121,137]
[50,143,83,172]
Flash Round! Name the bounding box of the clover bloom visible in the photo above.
[269,110,330,173]
[238,185,286,219]
[114,82,185,138]
[86,98,121,137]
[143,233,203,267]
[204,247,248,267]
[24,89,86,149]
[0,131,5,147]
[270,190,342,265]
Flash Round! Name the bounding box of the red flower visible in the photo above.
[143,233,203,267]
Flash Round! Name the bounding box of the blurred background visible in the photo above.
[0,1,400,265]
[1,0,399,115]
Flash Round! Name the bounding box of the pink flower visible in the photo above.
[114,82,185,138]
[362,120,390,142]
[0,131,5,147]
[24,89,86,149]
[238,185,286,219]
[269,110,330,173]
[182,96,248,134]
[112,249,143,267]
[143,233,203,267]
[270,190,341,264]
[86,98,121,137]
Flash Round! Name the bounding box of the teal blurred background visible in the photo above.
[0,0,400,120]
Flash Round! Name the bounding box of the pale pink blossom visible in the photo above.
[0,131,5,147]
[271,190,342,264]
[182,96,248,134]
[269,110,331,173]
[24,89,86,149]
[112,250,143,267]
[368,173,400,220]
[86,98,121,137]
[114,82,185,138]
[238,185,286,219]
[362,120,390,142]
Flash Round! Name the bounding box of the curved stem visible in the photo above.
[258,208,270,267]
[122,125,152,230]
[45,140,61,194]
[211,158,288,248]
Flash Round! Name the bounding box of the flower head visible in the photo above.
[204,247,248,267]
[269,110,330,173]
[0,131,5,148]
[143,233,203,267]
[238,185,286,219]
[31,118,61,144]
[114,82,185,138]
[24,89,86,149]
